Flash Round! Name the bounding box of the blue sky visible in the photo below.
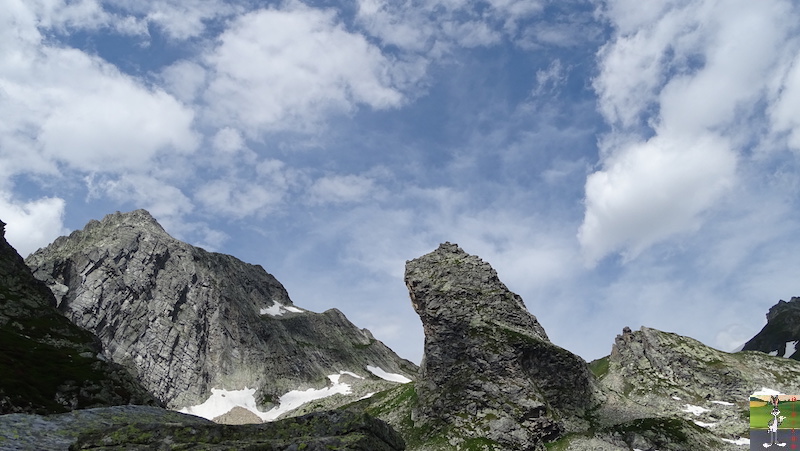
[3,0,800,365]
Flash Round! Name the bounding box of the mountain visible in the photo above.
[12,213,800,450]
[24,210,416,419]
[346,243,800,450]
[0,219,159,414]
[0,217,405,450]
[597,325,800,445]
[741,297,800,359]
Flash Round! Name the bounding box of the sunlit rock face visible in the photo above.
[404,242,602,450]
[26,210,417,412]
[0,218,159,414]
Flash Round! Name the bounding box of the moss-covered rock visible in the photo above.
[68,409,405,450]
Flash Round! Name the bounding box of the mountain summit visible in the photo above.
[25,210,416,418]
[741,297,800,359]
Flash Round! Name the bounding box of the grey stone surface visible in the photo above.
[0,217,159,415]
[25,210,417,411]
[69,409,406,451]
[0,405,405,451]
[404,242,603,450]
[0,405,209,450]
[600,325,800,443]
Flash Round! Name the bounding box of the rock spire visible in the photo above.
[404,242,601,450]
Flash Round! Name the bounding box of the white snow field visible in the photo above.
[180,371,364,421]
[367,365,412,383]
[260,301,304,316]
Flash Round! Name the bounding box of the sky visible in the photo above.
[3,0,800,365]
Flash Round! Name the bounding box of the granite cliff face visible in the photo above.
[403,243,603,450]
[25,210,416,414]
[741,297,800,359]
[0,219,159,414]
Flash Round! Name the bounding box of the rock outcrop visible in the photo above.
[25,210,416,414]
[596,325,800,447]
[741,297,800,359]
[0,219,159,414]
[403,242,603,450]
[0,405,404,450]
[347,243,788,450]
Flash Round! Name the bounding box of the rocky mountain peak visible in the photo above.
[26,210,416,414]
[742,297,800,360]
[406,241,548,341]
[766,296,800,322]
[404,242,601,450]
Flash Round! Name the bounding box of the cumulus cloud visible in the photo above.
[87,174,194,219]
[160,60,207,103]
[212,127,245,154]
[579,133,736,264]
[99,0,239,40]
[202,3,405,135]
[0,5,198,178]
[581,0,797,264]
[0,192,68,256]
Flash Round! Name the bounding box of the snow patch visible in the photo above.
[786,340,798,358]
[682,404,709,415]
[338,370,364,380]
[260,302,304,316]
[753,387,783,396]
[261,374,352,420]
[180,371,361,422]
[367,365,411,383]
[671,396,681,400]
[769,350,779,356]
[711,400,734,406]
[179,387,265,421]
[693,420,716,428]
[721,437,750,446]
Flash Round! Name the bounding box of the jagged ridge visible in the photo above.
[25,210,417,413]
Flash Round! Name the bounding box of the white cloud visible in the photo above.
[212,127,245,154]
[579,133,736,264]
[532,59,566,97]
[103,0,238,40]
[582,0,796,264]
[308,174,378,205]
[203,4,405,135]
[771,49,800,151]
[0,192,68,257]
[0,6,198,178]
[355,0,547,53]
[195,180,283,219]
[88,174,194,220]
[160,60,207,104]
